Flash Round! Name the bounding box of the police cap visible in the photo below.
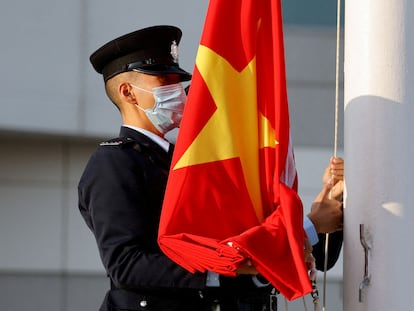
[90,25,192,82]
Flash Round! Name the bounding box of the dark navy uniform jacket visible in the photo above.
[78,126,207,290]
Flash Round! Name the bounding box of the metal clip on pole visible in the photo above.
[359,224,371,303]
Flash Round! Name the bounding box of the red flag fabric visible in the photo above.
[158,0,312,300]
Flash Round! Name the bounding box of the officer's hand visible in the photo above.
[304,238,316,281]
[236,259,258,275]
[322,157,344,199]
[307,182,343,233]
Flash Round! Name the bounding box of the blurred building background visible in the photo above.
[0,0,343,310]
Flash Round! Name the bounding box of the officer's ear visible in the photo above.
[119,82,136,104]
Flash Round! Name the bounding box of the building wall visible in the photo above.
[0,0,343,310]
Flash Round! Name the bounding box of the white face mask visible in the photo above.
[131,83,187,134]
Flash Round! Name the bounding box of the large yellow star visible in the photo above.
[174,45,277,221]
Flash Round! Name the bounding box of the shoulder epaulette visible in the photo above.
[99,137,135,147]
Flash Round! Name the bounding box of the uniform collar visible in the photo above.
[121,125,170,152]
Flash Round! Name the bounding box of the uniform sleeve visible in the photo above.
[78,146,206,290]
[312,231,343,271]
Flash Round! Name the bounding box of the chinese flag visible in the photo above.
[158,0,312,300]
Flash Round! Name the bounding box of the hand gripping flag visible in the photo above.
[158,0,312,300]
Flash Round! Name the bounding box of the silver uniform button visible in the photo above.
[139,300,148,308]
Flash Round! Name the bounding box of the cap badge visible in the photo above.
[170,40,179,63]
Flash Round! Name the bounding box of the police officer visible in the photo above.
[78,25,343,311]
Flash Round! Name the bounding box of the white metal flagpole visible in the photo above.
[344,0,414,310]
